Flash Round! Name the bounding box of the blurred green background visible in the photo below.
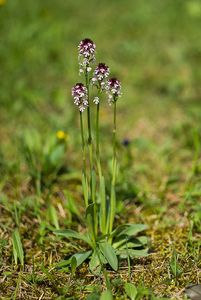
[1,0,201,168]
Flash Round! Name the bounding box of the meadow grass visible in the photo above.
[0,0,201,299]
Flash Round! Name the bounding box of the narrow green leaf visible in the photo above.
[99,242,118,271]
[12,229,24,266]
[125,282,137,300]
[54,229,91,245]
[71,256,77,275]
[170,250,182,277]
[48,204,59,229]
[100,290,113,300]
[113,236,148,250]
[56,259,71,269]
[117,249,149,259]
[112,238,128,249]
[65,192,80,218]
[124,224,148,236]
[113,224,148,238]
[99,176,106,234]
[108,185,116,234]
[86,203,95,241]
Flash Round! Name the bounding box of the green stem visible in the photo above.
[85,70,93,190]
[80,112,86,174]
[126,238,131,281]
[108,99,117,237]
[96,99,102,178]
[113,100,117,162]
[85,68,97,238]
[96,102,100,157]
[85,70,92,146]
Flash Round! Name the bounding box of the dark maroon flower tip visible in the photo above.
[92,63,110,87]
[78,38,96,58]
[107,77,122,104]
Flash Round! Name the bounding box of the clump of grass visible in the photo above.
[21,129,68,195]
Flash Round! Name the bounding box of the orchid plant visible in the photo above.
[55,39,148,283]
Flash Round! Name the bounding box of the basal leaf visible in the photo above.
[124,282,138,300]
[89,251,101,275]
[71,256,77,275]
[72,250,92,268]
[113,224,147,238]
[99,242,118,271]
[56,259,71,269]
[117,248,149,259]
[54,229,91,245]
[86,203,96,240]
[100,290,113,300]
[113,237,148,250]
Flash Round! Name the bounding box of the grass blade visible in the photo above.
[48,204,59,229]
[12,229,24,267]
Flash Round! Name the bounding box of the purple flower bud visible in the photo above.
[107,77,122,104]
[78,38,96,73]
[78,38,96,58]
[72,83,88,112]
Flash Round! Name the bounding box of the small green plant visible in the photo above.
[12,228,24,267]
[169,250,182,284]
[124,282,169,300]
[21,129,68,194]
[55,39,148,286]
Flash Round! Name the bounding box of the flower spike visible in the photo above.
[72,83,88,112]
[78,38,96,74]
[107,77,122,104]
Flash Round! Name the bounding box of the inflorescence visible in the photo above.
[72,83,88,112]
[107,78,121,105]
[78,38,96,74]
[73,38,121,111]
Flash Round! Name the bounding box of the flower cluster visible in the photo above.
[107,78,122,104]
[91,63,110,104]
[72,83,88,112]
[72,39,122,111]
[92,63,110,87]
[78,38,96,74]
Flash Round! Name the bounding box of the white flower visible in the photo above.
[93,97,99,105]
